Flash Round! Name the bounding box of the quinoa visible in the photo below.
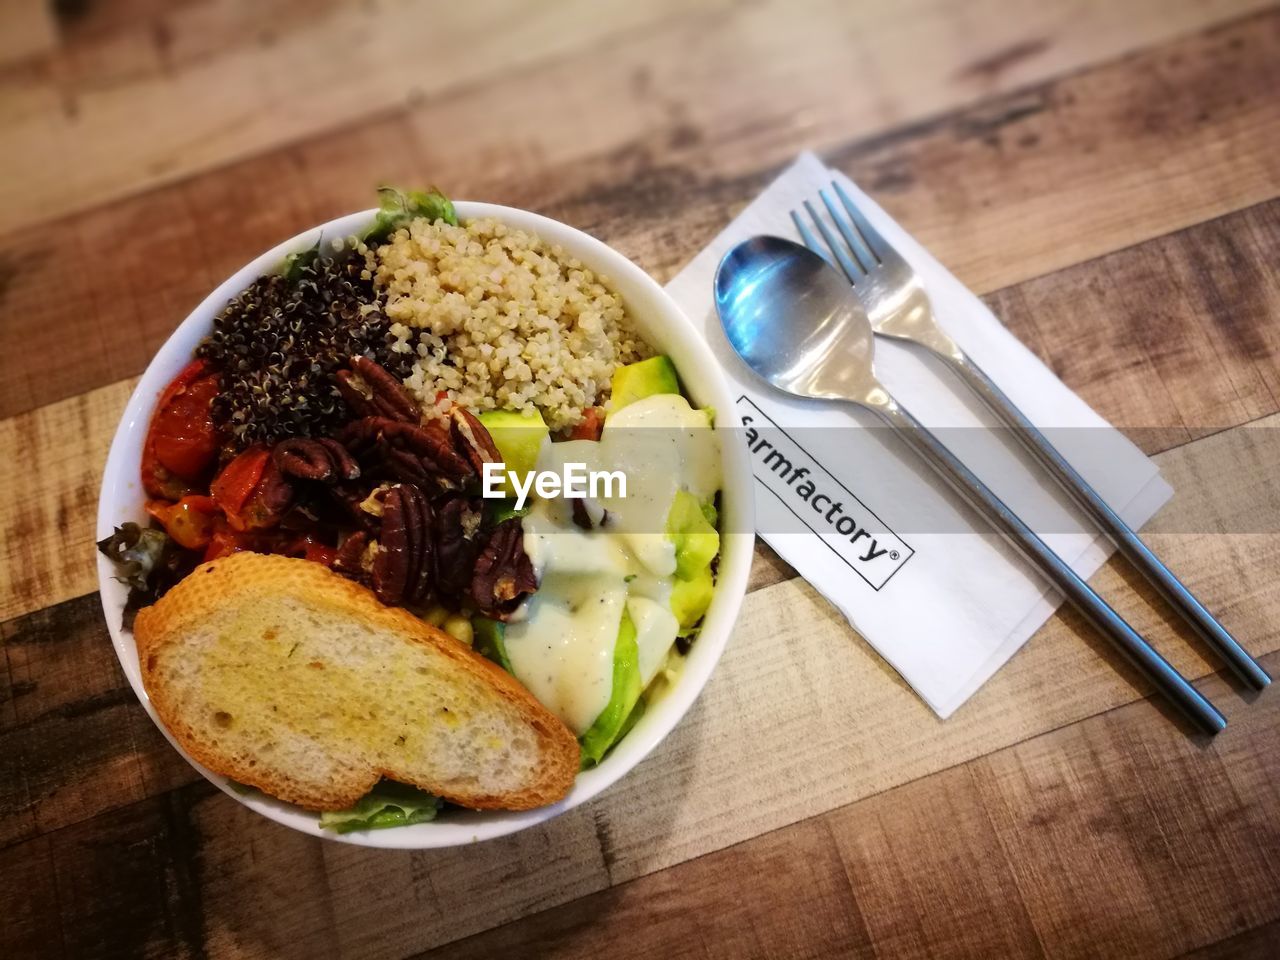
[371,216,651,430]
[197,246,413,450]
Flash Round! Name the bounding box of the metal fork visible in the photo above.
[794,181,1270,691]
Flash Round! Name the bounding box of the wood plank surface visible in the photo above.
[0,378,137,622]
[1,0,1266,238]
[0,1,56,67]
[3,3,1279,959]
[5,8,1280,418]
[422,650,1280,960]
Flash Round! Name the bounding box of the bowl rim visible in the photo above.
[96,201,754,849]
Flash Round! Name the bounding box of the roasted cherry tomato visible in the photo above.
[276,534,338,568]
[145,495,217,550]
[203,523,256,562]
[211,446,270,516]
[211,445,294,532]
[141,359,221,500]
[568,406,604,441]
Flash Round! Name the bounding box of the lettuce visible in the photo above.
[364,186,457,243]
[281,237,322,282]
[97,522,198,630]
[319,781,442,834]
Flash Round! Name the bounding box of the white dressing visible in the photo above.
[502,393,721,735]
[627,596,681,687]
[505,495,629,734]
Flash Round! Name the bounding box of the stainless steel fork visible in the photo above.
[794,181,1270,690]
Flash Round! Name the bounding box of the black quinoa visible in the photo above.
[197,245,414,451]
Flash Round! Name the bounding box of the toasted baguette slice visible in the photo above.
[133,552,578,812]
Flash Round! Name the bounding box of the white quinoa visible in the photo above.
[371,216,651,430]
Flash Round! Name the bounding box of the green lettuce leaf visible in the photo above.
[318,781,443,834]
[97,522,199,630]
[365,186,457,243]
[483,498,529,527]
[281,237,322,282]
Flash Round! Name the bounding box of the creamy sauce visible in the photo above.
[503,394,721,734]
[627,596,680,687]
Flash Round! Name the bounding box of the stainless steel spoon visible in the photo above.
[793,181,1268,691]
[714,235,1225,735]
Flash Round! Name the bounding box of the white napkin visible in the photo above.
[665,152,1172,718]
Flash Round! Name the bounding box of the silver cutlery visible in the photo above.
[790,181,1269,692]
[714,235,1227,735]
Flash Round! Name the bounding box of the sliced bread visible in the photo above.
[133,552,578,811]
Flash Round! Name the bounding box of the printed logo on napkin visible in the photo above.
[738,398,913,589]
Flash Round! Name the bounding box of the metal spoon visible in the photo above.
[714,235,1225,735]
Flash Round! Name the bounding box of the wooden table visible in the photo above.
[3,2,1279,957]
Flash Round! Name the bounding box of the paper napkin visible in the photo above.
[665,152,1172,718]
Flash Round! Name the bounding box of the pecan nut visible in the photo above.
[273,437,361,482]
[341,417,474,491]
[333,530,370,581]
[372,486,410,604]
[433,494,483,598]
[469,518,538,620]
[401,483,434,605]
[252,459,296,529]
[324,482,381,533]
[371,483,434,606]
[336,356,421,423]
[449,406,502,474]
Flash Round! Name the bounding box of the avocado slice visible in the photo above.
[579,611,642,766]
[665,489,720,633]
[670,566,715,632]
[667,489,720,580]
[472,617,513,672]
[609,355,680,414]
[478,409,549,495]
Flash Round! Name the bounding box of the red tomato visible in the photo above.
[569,407,604,441]
[141,359,221,499]
[305,543,338,567]
[276,534,338,568]
[145,495,218,550]
[210,446,295,532]
[211,446,270,520]
[203,525,255,562]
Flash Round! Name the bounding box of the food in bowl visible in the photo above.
[376,214,652,430]
[100,188,725,834]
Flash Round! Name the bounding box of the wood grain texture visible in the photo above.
[2,6,1279,959]
[0,0,57,67]
[831,15,1280,295]
[0,594,198,849]
[3,8,1279,418]
[985,202,1280,447]
[0,0,726,235]
[972,700,1280,957]
[0,378,136,622]
[1174,920,1280,959]
[0,0,1265,237]
[421,650,1280,960]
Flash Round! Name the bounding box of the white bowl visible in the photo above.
[97,202,754,848]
